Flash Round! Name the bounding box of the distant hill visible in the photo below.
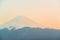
[0,27,60,40]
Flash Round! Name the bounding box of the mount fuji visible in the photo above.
[0,16,60,40]
[0,16,41,30]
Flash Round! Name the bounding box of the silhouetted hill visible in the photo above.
[0,27,60,40]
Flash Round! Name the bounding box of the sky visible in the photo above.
[0,0,60,29]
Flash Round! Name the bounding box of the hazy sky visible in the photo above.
[0,0,60,29]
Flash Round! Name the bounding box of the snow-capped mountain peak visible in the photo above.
[0,16,41,30]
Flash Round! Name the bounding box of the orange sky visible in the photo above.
[0,0,60,29]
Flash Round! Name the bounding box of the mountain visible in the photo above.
[0,27,60,40]
[0,16,60,40]
[0,16,41,30]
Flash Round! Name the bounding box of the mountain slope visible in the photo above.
[0,16,41,29]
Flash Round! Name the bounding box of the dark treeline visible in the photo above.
[0,27,60,40]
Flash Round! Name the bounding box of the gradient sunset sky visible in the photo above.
[0,0,60,29]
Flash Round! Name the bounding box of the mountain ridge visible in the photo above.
[0,27,60,40]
